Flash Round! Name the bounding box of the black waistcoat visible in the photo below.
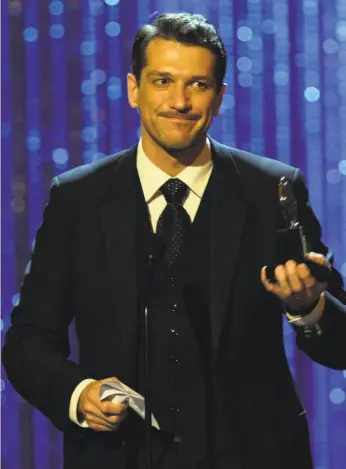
[133,172,238,469]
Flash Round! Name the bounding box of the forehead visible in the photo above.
[144,39,216,78]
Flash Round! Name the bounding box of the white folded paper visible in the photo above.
[99,380,160,430]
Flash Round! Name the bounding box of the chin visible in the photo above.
[160,136,200,152]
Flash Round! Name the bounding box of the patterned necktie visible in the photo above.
[156,178,191,267]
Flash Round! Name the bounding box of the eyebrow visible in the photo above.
[146,71,213,82]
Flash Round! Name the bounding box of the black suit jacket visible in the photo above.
[3,138,346,469]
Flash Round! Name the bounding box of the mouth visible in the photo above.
[161,116,196,123]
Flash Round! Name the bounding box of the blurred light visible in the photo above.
[273,3,288,15]
[104,0,120,5]
[1,380,5,392]
[26,135,41,151]
[237,26,253,42]
[251,59,263,74]
[222,94,235,110]
[336,22,346,41]
[262,19,277,35]
[323,39,339,54]
[274,70,289,86]
[248,36,263,51]
[90,1,105,16]
[82,96,94,110]
[329,388,346,404]
[81,127,97,142]
[303,0,318,16]
[12,293,20,306]
[12,181,26,195]
[105,22,121,37]
[91,69,107,85]
[108,76,121,86]
[0,318,3,331]
[238,72,254,87]
[107,84,122,100]
[92,152,106,161]
[343,370,346,378]
[49,24,65,39]
[338,160,346,175]
[23,27,39,42]
[9,0,22,16]
[52,148,69,165]
[2,123,11,137]
[304,86,320,102]
[326,169,341,184]
[81,80,96,95]
[80,41,96,56]
[49,1,64,16]
[237,57,252,72]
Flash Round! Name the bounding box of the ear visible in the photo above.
[212,83,227,117]
[127,73,140,109]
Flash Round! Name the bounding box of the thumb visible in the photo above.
[100,376,119,384]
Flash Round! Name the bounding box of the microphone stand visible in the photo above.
[143,235,165,469]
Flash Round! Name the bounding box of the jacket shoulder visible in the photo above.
[54,146,136,188]
[213,140,298,181]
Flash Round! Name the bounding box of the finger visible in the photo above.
[297,263,316,290]
[285,260,304,293]
[106,409,128,426]
[305,252,331,269]
[274,265,292,297]
[100,400,128,416]
[83,403,116,426]
[89,421,120,432]
[261,267,278,292]
[86,414,117,430]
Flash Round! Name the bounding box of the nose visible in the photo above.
[169,85,191,113]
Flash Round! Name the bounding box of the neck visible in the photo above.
[141,135,211,177]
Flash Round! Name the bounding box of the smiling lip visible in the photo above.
[161,116,196,122]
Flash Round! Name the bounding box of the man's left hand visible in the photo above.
[261,252,331,313]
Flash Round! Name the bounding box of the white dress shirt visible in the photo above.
[69,138,324,427]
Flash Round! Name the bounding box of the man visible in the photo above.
[3,12,346,469]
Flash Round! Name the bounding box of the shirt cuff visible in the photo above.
[285,292,325,326]
[69,378,96,427]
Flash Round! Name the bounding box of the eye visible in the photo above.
[192,81,208,90]
[154,78,170,86]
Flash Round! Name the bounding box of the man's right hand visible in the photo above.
[78,377,128,431]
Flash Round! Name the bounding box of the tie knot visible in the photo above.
[160,178,188,205]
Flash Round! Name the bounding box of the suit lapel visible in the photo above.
[100,146,140,376]
[209,140,249,356]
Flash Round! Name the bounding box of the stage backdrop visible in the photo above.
[1,0,346,468]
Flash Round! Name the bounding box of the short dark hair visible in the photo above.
[132,12,227,93]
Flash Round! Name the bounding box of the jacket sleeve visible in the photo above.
[292,169,346,370]
[2,180,91,437]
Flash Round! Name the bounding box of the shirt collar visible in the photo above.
[136,138,213,203]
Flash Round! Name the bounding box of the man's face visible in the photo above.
[127,38,226,152]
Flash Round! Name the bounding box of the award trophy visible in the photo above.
[266,177,331,284]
